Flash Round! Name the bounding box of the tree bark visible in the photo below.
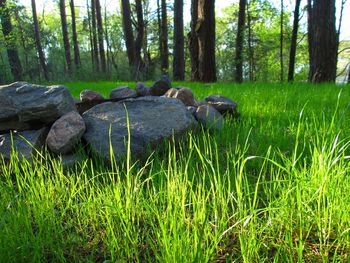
[280,0,284,82]
[87,0,95,71]
[121,0,135,68]
[95,0,106,73]
[188,0,199,81]
[134,0,145,77]
[160,0,169,75]
[197,0,217,82]
[0,0,23,80]
[70,0,81,69]
[235,0,246,83]
[31,0,49,80]
[173,0,184,80]
[247,0,254,81]
[91,0,99,71]
[59,0,72,73]
[287,0,301,82]
[307,0,337,83]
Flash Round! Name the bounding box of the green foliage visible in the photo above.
[1,82,350,261]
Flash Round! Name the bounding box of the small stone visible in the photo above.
[46,111,86,154]
[164,88,178,98]
[172,87,197,106]
[150,78,172,96]
[195,105,224,130]
[136,82,151,97]
[110,86,137,100]
[80,90,104,102]
[202,95,239,117]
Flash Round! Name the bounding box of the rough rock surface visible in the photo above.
[80,90,104,102]
[0,82,76,132]
[202,95,239,117]
[110,86,137,100]
[136,82,150,97]
[83,96,197,162]
[46,111,86,154]
[0,127,48,162]
[165,87,197,106]
[195,105,224,130]
[150,78,171,96]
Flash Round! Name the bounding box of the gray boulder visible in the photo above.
[83,96,197,163]
[46,111,86,154]
[202,95,239,117]
[110,86,137,100]
[0,82,76,132]
[0,127,48,162]
[195,105,224,130]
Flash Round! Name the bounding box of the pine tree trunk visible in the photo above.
[235,0,246,83]
[70,0,81,69]
[247,0,254,81]
[197,0,217,82]
[173,0,184,81]
[86,0,94,71]
[280,0,284,82]
[59,0,72,73]
[104,5,111,74]
[287,0,301,82]
[134,0,145,78]
[0,0,23,80]
[188,0,199,81]
[95,0,106,73]
[160,0,169,75]
[31,0,49,80]
[121,0,136,69]
[91,0,100,71]
[307,0,337,83]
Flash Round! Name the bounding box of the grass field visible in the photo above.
[1,82,350,262]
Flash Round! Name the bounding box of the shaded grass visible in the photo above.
[1,82,350,262]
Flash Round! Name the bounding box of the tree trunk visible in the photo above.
[197,0,217,82]
[288,0,301,82]
[59,0,72,73]
[95,0,106,73]
[31,0,49,81]
[87,0,95,71]
[188,0,199,81]
[235,0,246,83]
[160,0,169,75]
[247,0,254,81]
[91,0,99,71]
[173,0,184,81]
[348,65,350,84]
[104,5,110,74]
[70,0,81,69]
[307,0,337,83]
[280,0,284,82]
[0,0,23,80]
[121,0,135,69]
[134,0,145,78]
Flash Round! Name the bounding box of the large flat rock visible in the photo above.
[82,96,197,163]
[0,82,76,132]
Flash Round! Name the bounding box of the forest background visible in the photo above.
[0,0,349,84]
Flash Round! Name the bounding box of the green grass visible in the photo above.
[1,82,350,262]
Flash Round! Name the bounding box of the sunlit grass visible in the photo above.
[0,82,350,261]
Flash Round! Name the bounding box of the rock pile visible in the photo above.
[0,80,239,166]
